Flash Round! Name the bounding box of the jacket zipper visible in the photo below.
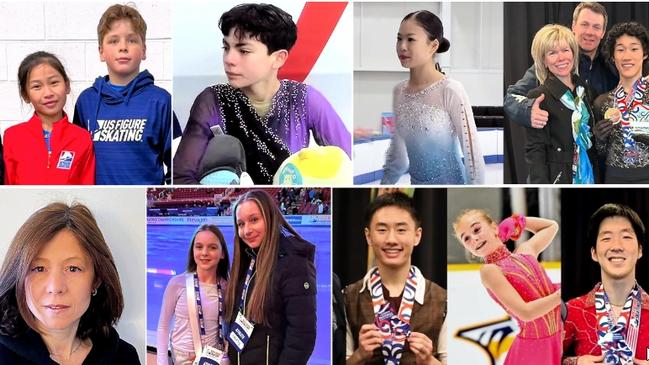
[47,151,51,168]
[552,171,562,184]
[266,335,270,365]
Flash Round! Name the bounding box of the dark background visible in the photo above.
[560,187,649,300]
[332,188,447,289]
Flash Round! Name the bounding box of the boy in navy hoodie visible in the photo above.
[74,4,171,185]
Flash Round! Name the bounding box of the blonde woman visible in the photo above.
[525,24,599,184]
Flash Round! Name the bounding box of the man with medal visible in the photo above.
[592,22,649,183]
[344,192,447,365]
[563,204,649,365]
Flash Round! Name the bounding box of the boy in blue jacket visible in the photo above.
[74,4,171,185]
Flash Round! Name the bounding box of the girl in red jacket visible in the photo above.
[3,51,95,185]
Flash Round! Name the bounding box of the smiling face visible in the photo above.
[396,18,437,70]
[24,63,70,125]
[99,19,146,86]
[613,34,647,82]
[236,200,267,249]
[455,211,502,258]
[24,229,95,334]
[572,8,606,55]
[592,216,643,281]
[193,230,224,274]
[544,40,575,80]
[365,206,422,268]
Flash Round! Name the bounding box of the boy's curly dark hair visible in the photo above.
[219,3,297,54]
[603,22,649,65]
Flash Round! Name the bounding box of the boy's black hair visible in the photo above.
[365,192,421,228]
[219,3,298,54]
[587,203,646,249]
[603,22,649,65]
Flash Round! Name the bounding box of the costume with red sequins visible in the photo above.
[562,283,649,365]
[484,245,562,365]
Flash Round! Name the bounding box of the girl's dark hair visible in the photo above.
[186,224,230,280]
[219,3,297,54]
[17,51,70,102]
[365,192,421,228]
[587,203,646,249]
[402,10,450,54]
[603,22,649,66]
[0,202,124,339]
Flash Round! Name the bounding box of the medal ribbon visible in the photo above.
[369,266,417,365]
[595,282,642,365]
[614,78,649,163]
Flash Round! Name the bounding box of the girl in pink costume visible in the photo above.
[454,210,563,365]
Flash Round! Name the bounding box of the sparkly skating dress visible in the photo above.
[484,245,562,365]
[381,78,485,184]
[174,80,351,184]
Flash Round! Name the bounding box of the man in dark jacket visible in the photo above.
[504,2,618,129]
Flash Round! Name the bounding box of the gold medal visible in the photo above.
[604,108,621,124]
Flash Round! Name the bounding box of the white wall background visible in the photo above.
[0,0,172,139]
[0,187,146,364]
[173,0,353,134]
[354,2,503,130]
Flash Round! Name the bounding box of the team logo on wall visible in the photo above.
[455,317,517,365]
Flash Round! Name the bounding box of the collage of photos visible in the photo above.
[0,1,649,365]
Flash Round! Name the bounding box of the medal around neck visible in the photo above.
[605,108,621,124]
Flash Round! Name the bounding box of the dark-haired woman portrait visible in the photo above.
[381,10,485,185]
[224,190,316,365]
[0,202,139,364]
[156,225,230,365]
[593,22,649,183]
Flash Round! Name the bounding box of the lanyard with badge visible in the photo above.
[370,266,417,365]
[186,273,227,365]
[227,256,257,353]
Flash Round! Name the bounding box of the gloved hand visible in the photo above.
[593,119,614,143]
[498,214,526,242]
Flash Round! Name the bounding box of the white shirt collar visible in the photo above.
[358,265,426,305]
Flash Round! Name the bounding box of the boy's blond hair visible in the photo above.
[97,4,147,45]
[531,24,579,84]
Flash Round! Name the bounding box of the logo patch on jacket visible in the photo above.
[93,119,147,142]
[57,151,75,169]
